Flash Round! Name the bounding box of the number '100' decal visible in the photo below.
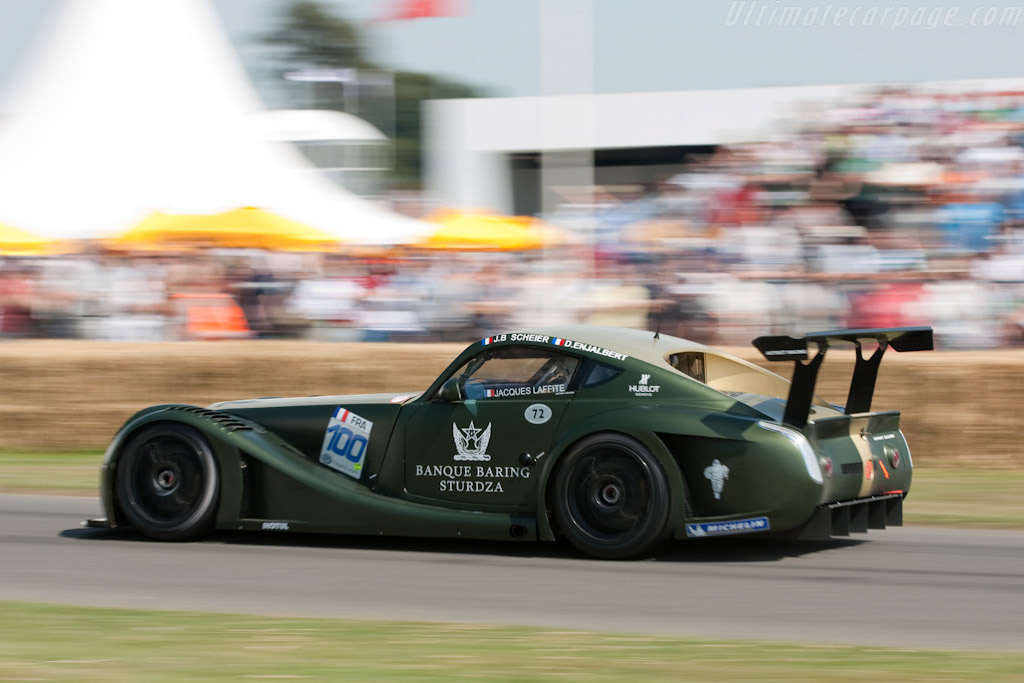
[319,407,374,479]
[325,424,367,463]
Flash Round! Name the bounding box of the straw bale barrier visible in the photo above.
[0,340,1018,467]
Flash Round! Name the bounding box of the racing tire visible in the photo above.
[115,423,219,541]
[552,433,671,559]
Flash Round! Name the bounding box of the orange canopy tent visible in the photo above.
[416,210,566,251]
[112,207,342,252]
[0,222,67,255]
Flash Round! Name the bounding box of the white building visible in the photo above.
[425,77,1024,216]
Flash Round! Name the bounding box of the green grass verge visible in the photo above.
[904,470,1024,529]
[0,601,1021,681]
[2,452,1023,529]
[0,450,103,495]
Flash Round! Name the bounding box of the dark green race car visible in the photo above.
[92,325,932,559]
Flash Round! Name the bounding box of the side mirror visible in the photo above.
[437,377,463,403]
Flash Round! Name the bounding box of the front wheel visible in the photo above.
[115,423,219,540]
[552,434,671,559]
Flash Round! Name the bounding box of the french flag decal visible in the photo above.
[481,337,494,346]
[551,338,566,346]
[334,407,350,422]
[485,389,495,398]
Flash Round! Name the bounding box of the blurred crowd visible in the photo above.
[4,85,1024,349]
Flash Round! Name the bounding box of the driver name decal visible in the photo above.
[319,407,373,479]
[453,421,492,461]
[482,333,554,345]
[478,334,628,361]
[485,384,565,398]
[551,337,628,361]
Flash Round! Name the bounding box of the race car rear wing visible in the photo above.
[752,327,933,428]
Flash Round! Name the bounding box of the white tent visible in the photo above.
[252,109,388,143]
[0,0,428,244]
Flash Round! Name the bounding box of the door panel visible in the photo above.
[404,396,571,508]
[403,345,581,509]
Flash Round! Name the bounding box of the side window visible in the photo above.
[455,347,580,399]
[578,361,624,389]
[667,352,705,383]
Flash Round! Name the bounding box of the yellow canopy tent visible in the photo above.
[416,210,566,251]
[0,222,67,255]
[112,207,341,252]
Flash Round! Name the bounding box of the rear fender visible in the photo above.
[533,405,763,541]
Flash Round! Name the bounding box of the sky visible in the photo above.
[1,0,1023,108]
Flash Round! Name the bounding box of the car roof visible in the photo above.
[514,325,716,368]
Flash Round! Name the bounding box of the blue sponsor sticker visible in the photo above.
[685,516,770,538]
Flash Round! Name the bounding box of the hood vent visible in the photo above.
[165,405,256,432]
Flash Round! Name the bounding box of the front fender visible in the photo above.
[100,404,267,528]
[102,404,535,541]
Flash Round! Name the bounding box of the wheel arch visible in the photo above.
[534,408,697,542]
[101,405,248,529]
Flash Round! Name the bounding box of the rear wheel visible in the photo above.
[552,434,671,559]
[116,423,219,540]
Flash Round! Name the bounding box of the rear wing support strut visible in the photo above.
[846,340,886,415]
[784,343,827,428]
[752,327,933,428]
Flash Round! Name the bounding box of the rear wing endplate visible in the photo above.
[752,327,933,428]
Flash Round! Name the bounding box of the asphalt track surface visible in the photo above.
[2,494,1022,651]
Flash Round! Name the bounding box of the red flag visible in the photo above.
[375,0,462,21]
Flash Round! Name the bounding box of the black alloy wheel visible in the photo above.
[116,423,219,540]
[553,433,671,559]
